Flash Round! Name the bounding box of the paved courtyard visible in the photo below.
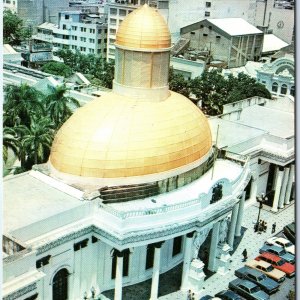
[101,201,295,300]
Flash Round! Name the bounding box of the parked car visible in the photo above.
[255,252,295,277]
[235,266,279,294]
[215,289,242,300]
[245,260,286,282]
[283,222,295,243]
[266,237,295,255]
[199,295,221,300]
[259,244,295,264]
[229,278,269,300]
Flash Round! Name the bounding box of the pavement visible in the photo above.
[101,201,295,300]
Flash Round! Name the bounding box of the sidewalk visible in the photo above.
[159,202,295,299]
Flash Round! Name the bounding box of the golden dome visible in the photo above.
[115,4,171,50]
[49,92,212,179]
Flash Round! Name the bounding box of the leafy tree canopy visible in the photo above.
[41,62,73,78]
[3,10,31,45]
[168,67,191,97]
[54,50,115,88]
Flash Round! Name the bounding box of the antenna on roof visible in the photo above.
[211,124,220,180]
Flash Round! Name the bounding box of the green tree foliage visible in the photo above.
[22,117,55,165]
[54,50,115,88]
[3,10,31,45]
[190,69,272,115]
[3,84,79,173]
[45,85,80,128]
[4,83,44,127]
[41,62,73,77]
[168,67,191,97]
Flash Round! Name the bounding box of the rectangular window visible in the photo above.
[205,11,210,17]
[191,31,195,35]
[98,39,102,44]
[65,14,69,19]
[98,29,102,34]
[110,8,117,15]
[62,24,67,30]
[72,26,77,31]
[89,48,94,53]
[216,36,221,39]
[90,28,95,34]
[203,33,208,37]
[119,9,126,16]
[110,28,116,35]
[89,38,95,43]
[172,236,182,256]
[206,2,211,7]
[80,47,86,51]
[80,37,86,42]
[80,27,86,32]
[145,245,155,269]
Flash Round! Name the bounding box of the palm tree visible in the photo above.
[22,117,55,165]
[3,127,20,163]
[4,83,45,127]
[45,85,80,129]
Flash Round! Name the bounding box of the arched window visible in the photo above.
[52,268,69,300]
[290,86,295,96]
[281,84,287,95]
[272,82,278,92]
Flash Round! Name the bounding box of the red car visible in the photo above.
[255,252,295,277]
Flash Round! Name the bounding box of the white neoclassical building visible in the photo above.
[256,55,295,97]
[3,6,251,300]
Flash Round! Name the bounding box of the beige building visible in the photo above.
[180,18,264,68]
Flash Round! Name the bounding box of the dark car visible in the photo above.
[229,278,270,300]
[235,266,279,294]
[215,289,242,300]
[199,295,218,300]
[259,244,295,264]
[283,222,295,243]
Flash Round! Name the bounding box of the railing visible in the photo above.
[99,153,251,220]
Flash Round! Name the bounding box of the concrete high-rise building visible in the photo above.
[17,0,70,28]
[168,0,257,41]
[255,0,294,43]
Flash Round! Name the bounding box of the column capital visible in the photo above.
[112,248,129,257]
[152,241,164,249]
[187,231,195,238]
[279,166,284,172]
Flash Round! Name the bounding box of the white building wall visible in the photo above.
[255,0,294,43]
[168,0,257,41]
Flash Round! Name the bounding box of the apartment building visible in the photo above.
[33,11,108,58]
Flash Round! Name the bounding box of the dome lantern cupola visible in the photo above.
[113,4,171,101]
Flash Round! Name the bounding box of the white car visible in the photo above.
[266,237,295,255]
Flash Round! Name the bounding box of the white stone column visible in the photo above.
[227,203,239,249]
[249,177,258,201]
[181,232,194,291]
[272,166,284,212]
[150,242,163,300]
[235,192,246,237]
[285,164,294,205]
[114,251,124,300]
[208,221,220,272]
[278,167,289,209]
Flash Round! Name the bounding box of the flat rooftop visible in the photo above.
[3,172,83,234]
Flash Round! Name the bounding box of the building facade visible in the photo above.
[32,11,108,57]
[255,0,294,43]
[3,6,252,300]
[180,18,264,68]
[168,0,257,41]
[210,96,295,211]
[256,55,294,97]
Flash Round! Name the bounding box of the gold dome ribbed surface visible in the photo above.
[115,4,171,49]
[49,92,212,178]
